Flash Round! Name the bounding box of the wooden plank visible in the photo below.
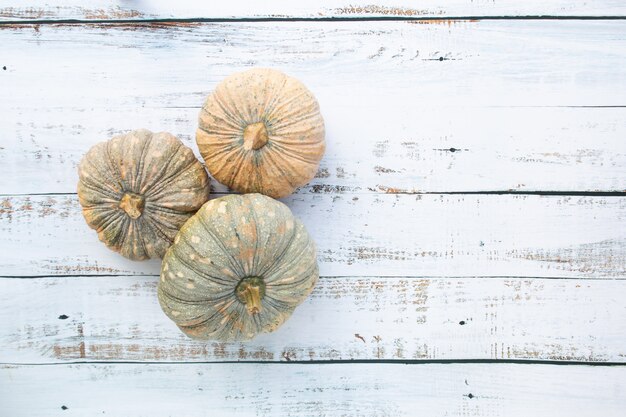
[3,105,625,195]
[2,362,625,416]
[2,21,626,194]
[1,0,625,21]
[0,194,624,278]
[1,275,625,363]
[3,21,623,110]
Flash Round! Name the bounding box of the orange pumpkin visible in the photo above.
[196,68,325,198]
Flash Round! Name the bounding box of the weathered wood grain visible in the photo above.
[2,362,625,416]
[0,194,624,277]
[3,105,625,195]
[1,275,625,363]
[1,0,625,21]
[2,21,625,193]
[3,21,625,108]
[0,6,623,416]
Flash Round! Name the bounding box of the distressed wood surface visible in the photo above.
[3,105,626,195]
[1,7,626,416]
[2,363,626,417]
[1,0,625,21]
[2,22,626,194]
[1,275,625,363]
[2,21,624,108]
[1,194,624,278]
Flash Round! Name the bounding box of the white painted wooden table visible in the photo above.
[1,1,625,416]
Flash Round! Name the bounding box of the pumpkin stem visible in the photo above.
[235,276,266,315]
[119,192,145,219]
[243,122,269,150]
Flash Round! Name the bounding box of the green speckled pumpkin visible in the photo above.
[196,68,326,198]
[77,129,210,261]
[157,193,319,341]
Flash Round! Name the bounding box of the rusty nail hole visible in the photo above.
[58,314,69,320]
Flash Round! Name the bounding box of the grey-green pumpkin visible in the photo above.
[77,129,210,261]
[157,193,319,341]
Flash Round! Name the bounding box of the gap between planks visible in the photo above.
[2,16,626,26]
[1,191,625,198]
[2,0,626,21]
[2,359,626,366]
[2,274,626,280]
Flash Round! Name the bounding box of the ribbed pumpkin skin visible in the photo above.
[196,68,325,198]
[77,129,210,261]
[158,194,319,341]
